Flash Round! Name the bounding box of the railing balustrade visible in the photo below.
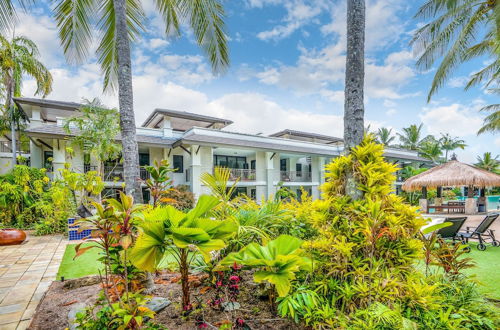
[280,170,312,182]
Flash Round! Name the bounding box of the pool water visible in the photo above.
[457,195,500,211]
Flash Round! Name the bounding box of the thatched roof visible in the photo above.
[402,160,500,191]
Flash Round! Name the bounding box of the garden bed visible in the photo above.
[30,271,301,330]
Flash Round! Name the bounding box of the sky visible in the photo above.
[17,0,499,163]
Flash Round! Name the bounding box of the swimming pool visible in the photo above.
[457,195,500,211]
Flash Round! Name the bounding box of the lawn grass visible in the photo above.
[57,242,500,300]
[57,242,180,280]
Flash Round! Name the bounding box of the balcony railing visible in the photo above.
[227,168,256,181]
[84,165,150,181]
[280,171,312,182]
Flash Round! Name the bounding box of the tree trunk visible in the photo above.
[113,0,143,203]
[179,249,191,310]
[6,75,16,168]
[344,0,365,200]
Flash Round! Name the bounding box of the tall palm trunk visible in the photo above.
[113,0,143,203]
[6,74,16,168]
[343,0,365,200]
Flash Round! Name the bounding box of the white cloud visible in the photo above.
[149,38,169,49]
[420,103,484,137]
[495,137,500,148]
[386,108,397,115]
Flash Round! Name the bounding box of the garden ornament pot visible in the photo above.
[0,229,27,246]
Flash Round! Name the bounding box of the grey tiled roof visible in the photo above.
[14,97,83,111]
[25,124,177,146]
[177,129,341,156]
[269,129,344,142]
[142,108,233,127]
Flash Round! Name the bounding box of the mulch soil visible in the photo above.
[29,271,302,329]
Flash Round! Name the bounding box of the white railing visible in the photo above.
[280,171,312,182]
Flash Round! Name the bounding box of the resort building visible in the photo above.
[0,98,429,201]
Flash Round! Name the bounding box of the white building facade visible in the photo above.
[0,98,429,202]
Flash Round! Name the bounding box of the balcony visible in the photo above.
[0,141,30,154]
[280,170,311,182]
[227,168,256,181]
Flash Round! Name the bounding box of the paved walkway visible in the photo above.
[0,234,67,330]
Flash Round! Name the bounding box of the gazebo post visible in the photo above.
[435,186,443,206]
[419,187,428,213]
[465,185,476,214]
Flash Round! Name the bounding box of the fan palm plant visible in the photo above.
[0,34,52,166]
[439,133,466,161]
[130,195,237,310]
[53,0,229,203]
[376,127,395,146]
[475,152,499,173]
[412,0,500,101]
[397,124,425,150]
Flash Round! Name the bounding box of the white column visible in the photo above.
[266,152,278,198]
[190,145,202,199]
[162,116,173,137]
[30,141,43,168]
[311,156,320,200]
[71,144,85,173]
[52,139,66,178]
[149,147,163,166]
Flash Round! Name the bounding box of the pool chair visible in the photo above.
[457,213,500,251]
[436,217,467,241]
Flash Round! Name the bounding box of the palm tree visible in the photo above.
[412,0,500,101]
[344,0,365,200]
[439,133,466,161]
[376,127,395,146]
[476,152,499,173]
[397,124,424,151]
[418,138,443,165]
[478,102,500,134]
[53,0,229,203]
[0,35,52,166]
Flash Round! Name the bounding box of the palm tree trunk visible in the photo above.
[344,0,365,200]
[113,0,143,203]
[6,75,16,168]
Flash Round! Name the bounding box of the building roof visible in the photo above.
[141,108,233,131]
[402,160,500,191]
[25,124,177,147]
[176,128,342,156]
[14,97,82,111]
[269,129,344,144]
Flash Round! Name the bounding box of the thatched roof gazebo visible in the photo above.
[402,160,500,214]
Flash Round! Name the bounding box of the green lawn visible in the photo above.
[58,242,500,300]
[57,242,179,280]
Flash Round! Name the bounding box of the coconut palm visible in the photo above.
[376,127,395,146]
[439,133,466,161]
[476,152,499,173]
[412,0,500,101]
[418,138,443,165]
[478,103,500,134]
[0,35,52,166]
[397,124,424,151]
[53,0,229,203]
[344,0,365,200]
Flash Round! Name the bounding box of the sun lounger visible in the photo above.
[457,213,499,251]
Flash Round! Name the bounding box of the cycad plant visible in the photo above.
[130,195,237,310]
[52,0,229,203]
[0,34,52,165]
[200,166,239,217]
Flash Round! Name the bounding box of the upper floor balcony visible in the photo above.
[280,170,312,182]
[84,164,150,181]
[0,141,30,154]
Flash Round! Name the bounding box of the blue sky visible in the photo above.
[18,0,499,163]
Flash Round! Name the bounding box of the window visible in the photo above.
[228,187,247,199]
[214,155,246,169]
[251,188,256,200]
[139,153,150,166]
[296,163,302,172]
[250,160,256,170]
[173,155,183,173]
[43,151,53,170]
[280,159,287,171]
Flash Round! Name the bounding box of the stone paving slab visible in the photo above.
[0,233,67,330]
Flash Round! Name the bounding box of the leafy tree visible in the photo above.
[344,0,366,200]
[412,0,500,101]
[476,152,499,173]
[376,127,396,146]
[53,0,229,203]
[439,133,466,161]
[130,195,237,310]
[63,98,121,178]
[397,124,425,150]
[0,34,52,165]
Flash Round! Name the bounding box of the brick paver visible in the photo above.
[0,234,67,330]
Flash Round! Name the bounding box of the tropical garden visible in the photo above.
[0,0,500,329]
